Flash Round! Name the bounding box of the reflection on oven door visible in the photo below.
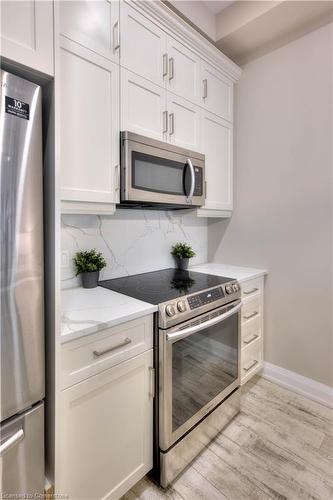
[172,314,238,434]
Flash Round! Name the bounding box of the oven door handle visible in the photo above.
[186,158,195,202]
[166,300,242,343]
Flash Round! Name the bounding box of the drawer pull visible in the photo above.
[169,113,175,135]
[203,78,208,99]
[243,287,259,295]
[113,20,120,51]
[163,53,168,77]
[243,311,259,320]
[93,338,132,357]
[149,367,155,398]
[243,359,259,372]
[243,334,259,345]
[169,57,174,80]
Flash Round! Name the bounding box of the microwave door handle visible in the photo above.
[186,158,195,201]
[166,300,242,343]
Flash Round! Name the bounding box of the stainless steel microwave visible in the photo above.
[119,131,205,209]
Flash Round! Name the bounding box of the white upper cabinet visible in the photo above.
[121,68,166,141]
[166,36,201,104]
[167,93,201,152]
[120,2,166,87]
[59,38,119,213]
[0,0,53,75]
[201,61,233,122]
[197,110,233,216]
[58,350,154,500]
[59,0,120,63]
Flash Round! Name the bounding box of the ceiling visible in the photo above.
[168,0,333,65]
[204,1,235,15]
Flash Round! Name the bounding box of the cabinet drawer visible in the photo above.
[241,338,262,381]
[61,315,153,389]
[241,295,261,324]
[241,316,261,348]
[241,277,263,298]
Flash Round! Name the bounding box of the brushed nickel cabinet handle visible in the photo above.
[169,113,175,135]
[243,359,259,372]
[93,338,132,357]
[243,287,259,295]
[203,78,208,99]
[114,164,120,191]
[169,57,174,80]
[149,367,155,398]
[243,334,259,345]
[113,20,120,50]
[163,53,168,77]
[163,110,168,133]
[243,311,259,320]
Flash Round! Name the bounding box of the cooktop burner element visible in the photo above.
[99,268,230,304]
[99,268,241,329]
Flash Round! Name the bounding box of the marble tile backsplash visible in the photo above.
[61,210,208,288]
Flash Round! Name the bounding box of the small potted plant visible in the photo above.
[171,242,196,270]
[73,249,107,289]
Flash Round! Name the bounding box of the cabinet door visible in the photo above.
[121,68,166,141]
[58,350,154,500]
[201,61,233,122]
[167,93,201,152]
[59,0,120,63]
[200,110,233,212]
[0,0,53,75]
[120,2,166,87]
[166,36,201,105]
[59,38,119,206]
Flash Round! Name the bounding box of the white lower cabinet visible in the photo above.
[59,37,120,214]
[197,110,233,217]
[57,349,154,500]
[121,68,166,141]
[240,277,264,384]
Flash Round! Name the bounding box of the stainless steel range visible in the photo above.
[99,268,242,487]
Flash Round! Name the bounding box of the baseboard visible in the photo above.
[262,362,333,409]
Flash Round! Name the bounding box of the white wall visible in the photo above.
[208,23,333,387]
[62,210,208,288]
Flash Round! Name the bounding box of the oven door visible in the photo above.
[121,134,205,207]
[159,299,241,451]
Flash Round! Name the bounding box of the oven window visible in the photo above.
[172,314,238,432]
[132,151,191,196]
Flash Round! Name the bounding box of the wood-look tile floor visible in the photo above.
[122,376,333,500]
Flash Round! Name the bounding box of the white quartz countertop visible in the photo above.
[191,263,267,282]
[61,286,157,343]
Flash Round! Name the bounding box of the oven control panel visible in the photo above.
[188,287,224,310]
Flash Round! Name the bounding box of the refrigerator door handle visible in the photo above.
[0,428,24,456]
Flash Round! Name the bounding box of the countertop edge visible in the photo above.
[61,305,158,344]
[191,263,268,283]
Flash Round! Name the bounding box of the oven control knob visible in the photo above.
[177,300,186,313]
[165,304,176,317]
[225,284,234,294]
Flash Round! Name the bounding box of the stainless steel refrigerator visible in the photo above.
[0,71,44,495]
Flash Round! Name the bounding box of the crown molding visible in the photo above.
[125,0,242,83]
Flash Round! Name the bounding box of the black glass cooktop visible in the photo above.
[99,268,232,305]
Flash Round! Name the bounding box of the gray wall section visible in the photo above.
[208,23,333,387]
